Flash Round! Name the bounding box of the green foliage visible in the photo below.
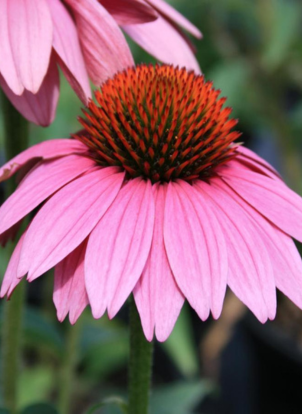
[20,403,58,414]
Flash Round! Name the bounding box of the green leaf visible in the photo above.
[150,381,214,414]
[85,397,127,414]
[162,304,198,378]
[20,403,58,414]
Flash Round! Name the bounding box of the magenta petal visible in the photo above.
[0,139,88,183]
[196,179,276,322]
[66,0,134,85]
[100,0,158,25]
[134,183,184,342]
[230,158,282,181]
[123,16,201,73]
[221,167,302,242]
[18,167,124,280]
[146,0,202,38]
[0,155,95,235]
[0,231,27,298]
[164,181,211,320]
[54,241,88,323]
[0,55,60,126]
[47,0,91,104]
[216,179,302,311]
[6,0,53,94]
[235,146,281,177]
[85,178,155,320]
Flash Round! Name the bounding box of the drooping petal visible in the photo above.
[47,0,91,104]
[100,0,158,25]
[6,0,53,94]
[18,167,124,280]
[0,55,59,126]
[221,167,302,242]
[164,181,211,320]
[235,146,281,177]
[65,0,134,85]
[123,16,200,73]
[134,183,184,342]
[215,179,302,310]
[0,231,27,298]
[146,0,202,38]
[229,157,282,181]
[0,139,88,182]
[54,241,88,324]
[85,178,154,320]
[0,155,95,235]
[196,179,276,322]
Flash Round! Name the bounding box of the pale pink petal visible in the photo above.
[123,16,200,73]
[47,0,91,104]
[0,231,27,298]
[235,146,281,178]
[65,0,134,85]
[0,139,88,182]
[18,167,124,280]
[215,179,302,310]
[196,180,276,322]
[146,0,202,38]
[0,0,23,94]
[100,0,158,24]
[221,167,302,242]
[229,157,282,181]
[134,183,184,342]
[54,241,88,323]
[85,178,154,320]
[0,155,95,235]
[0,55,59,126]
[164,181,211,320]
[6,0,53,93]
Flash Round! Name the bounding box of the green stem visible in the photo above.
[59,322,81,414]
[0,93,29,413]
[128,297,153,414]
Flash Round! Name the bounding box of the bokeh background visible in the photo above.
[1,0,302,413]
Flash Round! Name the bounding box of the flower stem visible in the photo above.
[128,297,153,414]
[0,93,29,413]
[59,321,82,414]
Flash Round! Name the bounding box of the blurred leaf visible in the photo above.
[150,381,214,414]
[80,316,128,379]
[0,408,10,414]
[162,305,198,378]
[262,0,301,70]
[86,397,127,414]
[17,367,54,410]
[20,403,58,414]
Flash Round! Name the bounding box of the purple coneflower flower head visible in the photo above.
[1,65,302,342]
[0,0,201,126]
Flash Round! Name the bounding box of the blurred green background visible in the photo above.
[0,0,302,413]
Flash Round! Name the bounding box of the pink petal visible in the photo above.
[65,0,134,86]
[85,178,155,320]
[221,167,302,242]
[164,182,209,320]
[123,16,201,73]
[47,0,91,104]
[54,241,88,324]
[0,231,27,298]
[18,167,124,280]
[5,0,53,94]
[216,179,302,311]
[196,179,276,322]
[134,183,184,342]
[146,0,202,38]
[0,138,87,182]
[229,158,282,181]
[0,54,59,126]
[0,155,95,235]
[235,146,281,178]
[100,0,158,24]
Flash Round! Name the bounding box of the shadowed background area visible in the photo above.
[0,0,302,413]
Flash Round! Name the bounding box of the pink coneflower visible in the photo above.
[0,0,201,126]
[1,65,302,342]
